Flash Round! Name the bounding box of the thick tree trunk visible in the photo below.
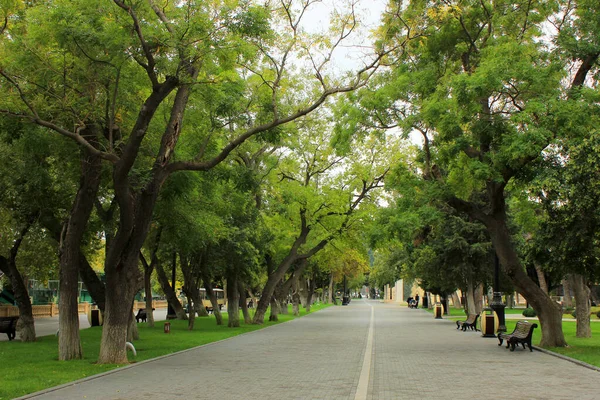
[269,297,279,322]
[562,278,573,308]
[486,215,566,347]
[466,283,477,315]
[534,263,548,294]
[570,274,591,338]
[299,278,308,308]
[5,262,36,342]
[0,225,36,342]
[78,254,106,312]
[474,284,484,314]
[59,126,102,360]
[451,292,461,309]
[155,262,187,320]
[98,266,137,364]
[227,275,240,328]
[292,279,300,316]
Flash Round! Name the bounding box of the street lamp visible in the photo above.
[489,253,506,333]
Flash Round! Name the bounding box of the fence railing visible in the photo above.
[0,300,168,318]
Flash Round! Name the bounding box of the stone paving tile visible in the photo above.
[368,303,599,400]
[19,300,600,400]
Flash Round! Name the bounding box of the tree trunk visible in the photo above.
[269,296,279,322]
[562,278,573,308]
[328,273,334,304]
[254,231,309,324]
[60,126,103,359]
[486,214,566,347]
[451,292,461,309]
[98,265,137,364]
[466,283,477,315]
[570,274,591,338]
[474,284,484,314]
[227,275,240,328]
[305,278,315,313]
[239,283,251,324]
[204,281,223,325]
[2,256,36,342]
[144,266,155,327]
[78,253,106,312]
[299,278,308,308]
[0,224,36,342]
[127,309,139,342]
[155,262,187,320]
[187,295,195,330]
[292,279,300,316]
[534,262,548,294]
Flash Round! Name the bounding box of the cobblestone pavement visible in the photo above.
[19,300,600,400]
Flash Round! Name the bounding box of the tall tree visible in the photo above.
[0,1,387,363]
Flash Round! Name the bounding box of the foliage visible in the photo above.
[522,308,537,318]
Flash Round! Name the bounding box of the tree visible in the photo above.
[0,1,387,363]
[252,113,393,323]
[363,0,599,347]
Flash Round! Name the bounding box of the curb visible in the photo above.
[532,346,600,373]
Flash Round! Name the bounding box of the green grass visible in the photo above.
[436,308,600,367]
[0,304,330,400]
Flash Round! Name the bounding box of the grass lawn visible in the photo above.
[0,303,330,400]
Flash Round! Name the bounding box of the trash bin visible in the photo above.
[342,296,350,305]
[480,308,498,337]
[87,308,102,327]
[433,302,443,319]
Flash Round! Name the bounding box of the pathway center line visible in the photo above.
[354,302,374,400]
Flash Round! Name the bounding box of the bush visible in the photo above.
[596,311,600,319]
[571,309,577,318]
[563,306,574,314]
[522,307,537,317]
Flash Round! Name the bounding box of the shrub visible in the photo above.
[522,307,537,317]
[563,306,574,314]
[596,311,600,319]
[571,309,577,318]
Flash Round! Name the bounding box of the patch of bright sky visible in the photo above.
[299,0,388,73]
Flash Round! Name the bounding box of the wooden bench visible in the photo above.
[497,321,538,352]
[0,316,18,341]
[456,314,479,331]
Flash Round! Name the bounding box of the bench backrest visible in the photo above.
[514,321,537,337]
[0,317,18,329]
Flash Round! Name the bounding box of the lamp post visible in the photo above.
[489,253,506,333]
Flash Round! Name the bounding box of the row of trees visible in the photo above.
[2,0,599,365]
[355,0,599,347]
[0,0,388,364]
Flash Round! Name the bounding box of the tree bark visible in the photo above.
[466,282,477,315]
[155,262,187,320]
[268,296,280,322]
[534,262,548,294]
[562,278,573,308]
[328,273,334,304]
[239,283,251,324]
[0,223,36,342]
[98,263,137,364]
[305,278,315,313]
[58,124,103,360]
[485,214,566,347]
[227,274,240,328]
[570,274,591,338]
[451,292,461,309]
[204,280,223,325]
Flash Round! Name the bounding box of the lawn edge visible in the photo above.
[14,306,329,400]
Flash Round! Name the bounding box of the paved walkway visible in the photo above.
[19,300,600,400]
